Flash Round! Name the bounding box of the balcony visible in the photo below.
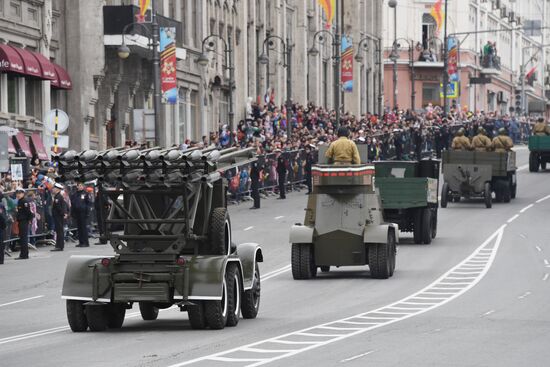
[480,55,501,75]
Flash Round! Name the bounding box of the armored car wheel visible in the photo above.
[241,262,261,319]
[107,304,126,329]
[369,232,395,279]
[86,304,108,332]
[388,231,397,277]
[208,208,231,255]
[484,182,492,209]
[291,244,317,280]
[440,183,449,208]
[139,302,159,321]
[187,301,207,330]
[421,208,432,245]
[66,300,88,332]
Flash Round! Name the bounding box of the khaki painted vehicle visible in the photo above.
[375,160,439,245]
[58,146,263,332]
[441,150,517,208]
[289,147,398,280]
[529,135,550,172]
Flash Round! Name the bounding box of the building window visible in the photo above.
[27,7,37,22]
[10,1,21,18]
[178,88,187,143]
[422,83,441,107]
[25,79,41,118]
[422,13,437,50]
[7,75,18,113]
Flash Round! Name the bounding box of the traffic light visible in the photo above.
[514,89,522,114]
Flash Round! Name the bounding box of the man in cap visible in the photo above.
[325,126,361,164]
[15,188,33,260]
[249,160,261,209]
[451,128,472,151]
[70,182,91,247]
[304,144,316,194]
[471,127,492,151]
[533,118,550,136]
[51,183,68,251]
[492,128,514,153]
[275,149,287,199]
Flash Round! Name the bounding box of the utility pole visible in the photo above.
[442,0,449,116]
[334,0,341,125]
[151,0,162,146]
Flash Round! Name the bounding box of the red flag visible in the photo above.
[525,66,537,80]
[430,0,444,34]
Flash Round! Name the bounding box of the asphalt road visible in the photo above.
[0,147,548,367]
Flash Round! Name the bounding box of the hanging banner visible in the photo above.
[341,35,354,93]
[160,27,177,105]
[447,37,459,83]
[317,0,336,29]
[136,0,151,23]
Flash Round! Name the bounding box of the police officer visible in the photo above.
[533,118,550,136]
[50,183,68,251]
[15,188,32,260]
[325,126,361,164]
[249,161,261,209]
[492,128,514,153]
[471,127,492,151]
[275,150,287,199]
[451,128,471,151]
[71,183,91,247]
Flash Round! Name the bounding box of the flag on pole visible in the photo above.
[317,0,336,29]
[136,0,151,23]
[525,66,537,80]
[430,0,444,35]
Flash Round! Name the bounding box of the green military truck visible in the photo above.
[58,146,263,332]
[529,135,550,172]
[441,150,517,208]
[374,160,439,245]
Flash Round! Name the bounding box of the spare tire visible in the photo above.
[209,208,231,255]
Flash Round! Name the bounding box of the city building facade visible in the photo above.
[383,0,550,116]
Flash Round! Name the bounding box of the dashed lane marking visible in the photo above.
[340,350,375,363]
[536,195,550,203]
[520,204,534,213]
[481,310,495,317]
[507,214,519,223]
[0,295,44,308]
[244,226,254,231]
[543,274,549,281]
[167,225,506,367]
[544,259,550,266]
[518,292,531,300]
[536,246,543,252]
[274,216,284,220]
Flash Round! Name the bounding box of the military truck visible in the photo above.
[441,150,517,208]
[289,146,398,280]
[529,135,550,172]
[375,160,439,245]
[58,146,263,332]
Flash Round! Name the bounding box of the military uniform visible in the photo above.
[325,137,361,164]
[276,155,287,199]
[533,122,550,136]
[451,136,471,151]
[471,134,492,151]
[52,191,67,250]
[70,189,91,247]
[492,135,514,153]
[249,161,261,209]
[16,196,33,259]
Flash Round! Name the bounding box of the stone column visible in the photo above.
[0,74,7,113]
[17,77,25,116]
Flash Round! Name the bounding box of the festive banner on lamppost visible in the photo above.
[341,35,354,93]
[136,0,151,23]
[160,27,177,104]
[447,36,459,82]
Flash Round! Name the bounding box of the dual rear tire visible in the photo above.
[369,231,397,279]
[413,208,436,245]
[67,301,127,332]
[291,243,317,280]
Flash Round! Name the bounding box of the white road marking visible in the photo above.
[340,350,375,363]
[518,291,531,299]
[481,310,495,317]
[168,225,506,367]
[274,216,284,220]
[544,259,549,266]
[518,234,527,239]
[543,273,549,281]
[507,214,520,223]
[262,265,291,281]
[517,163,529,171]
[244,226,254,231]
[520,204,534,213]
[536,195,550,203]
[0,295,44,308]
[536,246,543,252]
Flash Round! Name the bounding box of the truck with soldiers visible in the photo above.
[529,118,550,172]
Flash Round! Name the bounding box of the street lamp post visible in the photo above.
[309,30,341,126]
[198,34,235,146]
[258,36,293,138]
[388,0,398,112]
[117,0,162,146]
[393,39,415,111]
[355,36,383,115]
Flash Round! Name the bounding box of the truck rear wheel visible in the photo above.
[388,231,397,277]
[107,304,126,329]
[484,182,492,209]
[421,209,432,245]
[440,182,449,208]
[529,152,539,172]
[241,263,261,319]
[369,235,394,279]
[225,264,241,327]
[291,244,317,280]
[502,180,511,203]
[66,300,88,332]
[139,302,159,321]
[208,208,231,255]
[204,266,233,329]
[413,209,423,244]
[431,209,438,239]
[187,301,207,329]
[86,304,108,332]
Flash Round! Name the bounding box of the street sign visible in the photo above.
[10,163,23,180]
[44,109,69,134]
[470,77,492,84]
[44,134,69,150]
[440,82,459,99]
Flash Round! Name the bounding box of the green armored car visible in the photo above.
[58,146,262,331]
[529,135,550,172]
[375,160,439,244]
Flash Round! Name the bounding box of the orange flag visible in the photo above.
[430,0,444,34]
[136,0,151,22]
[317,0,336,29]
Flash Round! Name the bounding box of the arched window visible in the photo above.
[422,13,437,50]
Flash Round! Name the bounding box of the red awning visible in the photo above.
[29,133,49,161]
[30,51,56,80]
[51,63,72,90]
[0,44,25,74]
[13,132,32,158]
[11,47,42,78]
[7,137,16,154]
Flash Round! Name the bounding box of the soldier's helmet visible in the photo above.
[457,128,465,136]
[337,126,350,137]
[478,126,486,135]
[498,128,507,135]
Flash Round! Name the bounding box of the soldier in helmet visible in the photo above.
[533,118,550,136]
[471,127,492,151]
[451,128,472,151]
[492,128,514,153]
[325,126,361,164]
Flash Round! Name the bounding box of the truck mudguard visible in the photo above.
[234,243,263,290]
[61,255,113,302]
[289,225,314,244]
[363,223,399,244]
